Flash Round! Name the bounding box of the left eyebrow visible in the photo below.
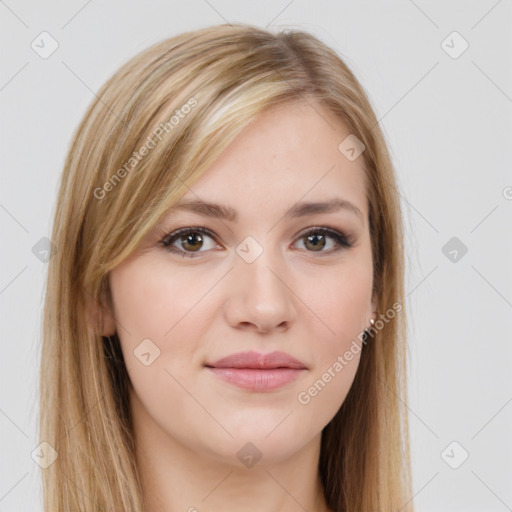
[167,197,364,223]
[284,198,364,222]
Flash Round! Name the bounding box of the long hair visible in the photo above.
[40,23,412,511]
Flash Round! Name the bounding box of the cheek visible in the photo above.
[291,256,372,421]
[108,259,214,429]
[109,258,211,343]
[108,258,220,384]
[297,254,373,348]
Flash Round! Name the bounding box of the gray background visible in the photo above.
[1,1,511,510]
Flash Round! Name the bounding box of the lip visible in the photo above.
[206,350,307,370]
[204,350,307,392]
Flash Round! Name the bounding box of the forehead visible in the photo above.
[177,100,369,220]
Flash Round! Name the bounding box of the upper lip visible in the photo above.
[205,350,307,370]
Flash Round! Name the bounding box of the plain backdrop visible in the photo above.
[1,1,511,510]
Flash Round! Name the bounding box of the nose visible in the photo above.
[223,247,297,334]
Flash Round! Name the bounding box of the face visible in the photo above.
[104,100,376,467]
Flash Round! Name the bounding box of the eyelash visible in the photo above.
[159,225,354,258]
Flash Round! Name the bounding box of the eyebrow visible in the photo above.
[168,198,364,222]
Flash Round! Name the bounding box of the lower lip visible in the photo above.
[206,367,305,391]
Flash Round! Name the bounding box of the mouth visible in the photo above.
[204,350,307,392]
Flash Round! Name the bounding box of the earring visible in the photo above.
[362,318,376,344]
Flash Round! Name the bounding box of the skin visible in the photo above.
[102,99,377,512]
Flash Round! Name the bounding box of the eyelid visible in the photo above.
[294,225,348,240]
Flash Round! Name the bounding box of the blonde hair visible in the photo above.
[40,23,412,511]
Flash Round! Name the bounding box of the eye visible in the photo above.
[293,227,353,253]
[160,227,219,257]
[159,226,354,258]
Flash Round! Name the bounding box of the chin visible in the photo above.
[196,425,312,469]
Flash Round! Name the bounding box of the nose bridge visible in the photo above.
[239,247,281,294]
[225,235,296,331]
[237,237,286,298]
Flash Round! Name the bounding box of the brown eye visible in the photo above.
[304,233,326,251]
[180,232,204,252]
[294,228,353,254]
[160,227,218,257]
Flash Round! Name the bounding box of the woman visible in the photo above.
[40,23,413,511]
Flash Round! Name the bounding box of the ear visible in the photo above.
[86,286,117,337]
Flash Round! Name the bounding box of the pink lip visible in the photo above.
[205,350,307,392]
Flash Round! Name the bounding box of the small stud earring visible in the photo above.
[362,320,374,344]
